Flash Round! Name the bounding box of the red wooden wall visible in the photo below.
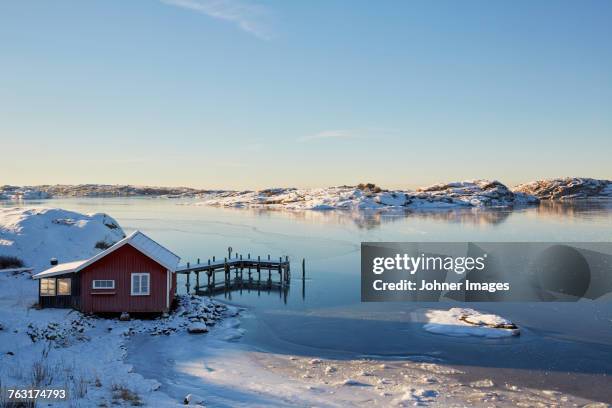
[79,244,171,314]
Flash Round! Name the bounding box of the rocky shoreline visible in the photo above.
[514,177,612,200]
[2,178,611,208]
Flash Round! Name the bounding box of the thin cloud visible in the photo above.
[298,128,398,143]
[299,130,354,143]
[161,0,272,40]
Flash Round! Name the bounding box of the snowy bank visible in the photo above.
[424,308,520,338]
[194,180,539,211]
[513,177,612,200]
[0,207,125,272]
[0,206,238,406]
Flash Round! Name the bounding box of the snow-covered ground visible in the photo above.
[0,207,125,271]
[0,207,233,406]
[126,309,604,407]
[0,268,234,407]
[194,180,539,211]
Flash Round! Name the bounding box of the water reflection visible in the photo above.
[222,199,612,230]
[535,199,612,218]
[238,207,514,229]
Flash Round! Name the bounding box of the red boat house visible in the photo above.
[32,231,180,314]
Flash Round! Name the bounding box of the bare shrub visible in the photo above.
[94,241,112,250]
[0,255,24,269]
[357,183,382,193]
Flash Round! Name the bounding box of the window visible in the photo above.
[57,278,71,295]
[131,273,150,296]
[40,278,56,296]
[93,280,115,289]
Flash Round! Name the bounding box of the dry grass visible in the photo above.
[31,346,53,387]
[111,384,143,406]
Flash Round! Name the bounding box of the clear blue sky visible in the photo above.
[1,0,611,189]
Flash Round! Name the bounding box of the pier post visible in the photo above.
[278,262,282,285]
[302,258,305,280]
[224,258,229,287]
[196,272,200,292]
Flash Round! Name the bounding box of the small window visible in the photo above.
[57,278,71,295]
[40,278,56,296]
[92,280,115,289]
[131,273,150,296]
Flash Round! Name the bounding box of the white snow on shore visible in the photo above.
[0,268,232,406]
[0,207,125,272]
[424,308,520,338]
[194,180,539,211]
[0,207,239,406]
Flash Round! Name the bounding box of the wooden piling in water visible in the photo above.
[177,250,297,296]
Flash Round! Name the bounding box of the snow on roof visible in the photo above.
[33,231,181,279]
[33,260,88,278]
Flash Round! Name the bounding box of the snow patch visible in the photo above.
[424,308,520,338]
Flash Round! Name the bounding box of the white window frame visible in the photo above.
[40,278,56,296]
[57,278,71,295]
[131,273,150,296]
[92,280,115,290]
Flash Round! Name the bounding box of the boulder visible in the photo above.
[183,393,206,405]
[187,322,208,334]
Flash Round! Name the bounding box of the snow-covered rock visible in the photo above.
[416,180,539,207]
[187,322,208,334]
[183,393,206,405]
[195,180,539,211]
[423,308,520,338]
[0,207,125,272]
[513,177,612,200]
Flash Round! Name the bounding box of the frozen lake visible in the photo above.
[6,198,612,403]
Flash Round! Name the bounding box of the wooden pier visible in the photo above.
[176,252,298,296]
